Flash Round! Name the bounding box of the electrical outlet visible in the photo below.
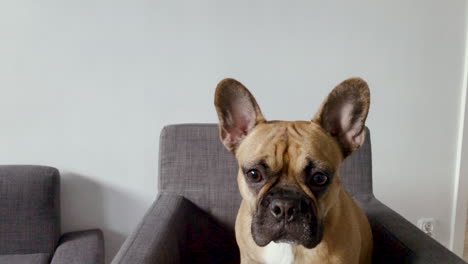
[417,218,435,237]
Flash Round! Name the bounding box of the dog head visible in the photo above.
[214,78,370,248]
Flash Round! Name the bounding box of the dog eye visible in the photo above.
[309,172,328,186]
[246,169,263,183]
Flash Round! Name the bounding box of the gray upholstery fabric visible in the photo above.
[112,194,239,264]
[158,124,241,229]
[112,194,186,264]
[0,165,60,255]
[340,128,373,195]
[0,165,105,263]
[51,229,104,264]
[0,253,51,264]
[355,195,466,264]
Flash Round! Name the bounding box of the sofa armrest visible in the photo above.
[0,165,61,254]
[51,229,104,264]
[111,193,195,264]
[355,196,466,264]
[112,193,239,264]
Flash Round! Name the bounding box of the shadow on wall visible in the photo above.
[60,172,149,264]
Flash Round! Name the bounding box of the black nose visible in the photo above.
[269,199,300,222]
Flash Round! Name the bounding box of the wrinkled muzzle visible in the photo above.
[251,186,323,248]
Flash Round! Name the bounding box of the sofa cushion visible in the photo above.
[0,253,51,264]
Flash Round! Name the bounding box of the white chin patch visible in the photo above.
[262,242,294,264]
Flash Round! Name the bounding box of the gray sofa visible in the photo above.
[0,165,105,264]
[112,124,466,264]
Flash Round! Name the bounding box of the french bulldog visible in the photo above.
[214,78,373,264]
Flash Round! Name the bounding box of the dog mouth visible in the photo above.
[250,187,324,249]
[251,214,323,249]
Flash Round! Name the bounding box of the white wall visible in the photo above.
[1,0,466,262]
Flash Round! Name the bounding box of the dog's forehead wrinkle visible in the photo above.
[239,121,343,199]
[243,157,268,169]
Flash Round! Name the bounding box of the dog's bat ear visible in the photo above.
[214,78,265,153]
[313,77,370,157]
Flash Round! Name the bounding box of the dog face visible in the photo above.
[214,78,370,248]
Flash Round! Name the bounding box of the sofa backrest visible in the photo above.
[0,165,61,255]
[158,124,373,229]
